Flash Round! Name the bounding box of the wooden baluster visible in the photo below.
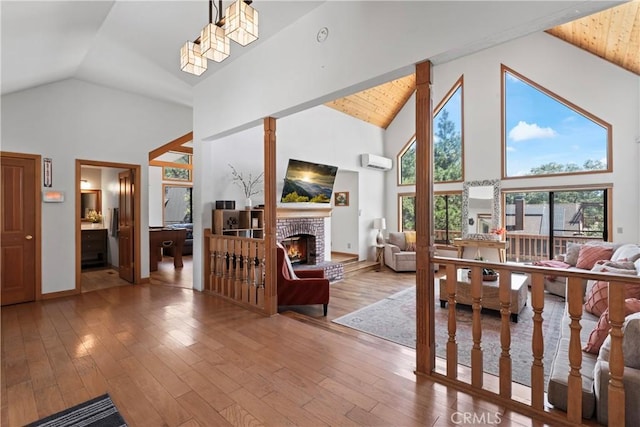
[470,266,483,388]
[209,242,215,292]
[445,263,458,379]
[225,240,233,298]
[608,280,626,427]
[497,267,512,398]
[256,242,265,308]
[566,276,584,423]
[530,272,545,409]
[234,240,243,300]
[241,240,250,303]
[213,238,222,294]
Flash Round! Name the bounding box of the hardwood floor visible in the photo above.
[2,265,554,426]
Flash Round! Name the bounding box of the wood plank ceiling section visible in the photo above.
[324,74,416,129]
[326,2,638,129]
[546,0,640,76]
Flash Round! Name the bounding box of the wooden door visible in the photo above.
[1,155,37,305]
[118,169,135,282]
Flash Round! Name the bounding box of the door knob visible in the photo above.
[25,235,33,240]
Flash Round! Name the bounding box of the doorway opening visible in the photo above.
[76,160,142,293]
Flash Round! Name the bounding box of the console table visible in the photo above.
[452,238,509,262]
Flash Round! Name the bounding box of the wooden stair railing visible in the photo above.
[431,256,636,426]
[204,229,266,313]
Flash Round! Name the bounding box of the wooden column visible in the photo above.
[415,60,435,375]
[263,117,277,315]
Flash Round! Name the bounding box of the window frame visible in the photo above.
[501,64,612,180]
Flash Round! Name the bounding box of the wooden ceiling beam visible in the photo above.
[149,131,193,161]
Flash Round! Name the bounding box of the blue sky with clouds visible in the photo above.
[504,72,607,176]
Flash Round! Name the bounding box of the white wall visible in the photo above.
[384,32,640,245]
[1,78,192,295]
[148,166,163,226]
[331,170,359,255]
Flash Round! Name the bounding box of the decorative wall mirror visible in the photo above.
[80,189,102,221]
[461,179,501,238]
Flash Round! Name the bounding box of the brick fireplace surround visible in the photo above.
[276,208,344,283]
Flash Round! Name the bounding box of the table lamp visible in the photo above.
[373,218,386,244]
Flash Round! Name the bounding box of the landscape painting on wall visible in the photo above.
[281,159,338,203]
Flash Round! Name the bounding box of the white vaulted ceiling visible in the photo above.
[1,1,324,106]
[2,0,635,114]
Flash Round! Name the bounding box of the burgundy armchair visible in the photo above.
[276,244,330,316]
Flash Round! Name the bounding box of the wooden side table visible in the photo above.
[375,244,385,271]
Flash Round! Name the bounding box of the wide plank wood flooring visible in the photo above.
[3,264,555,426]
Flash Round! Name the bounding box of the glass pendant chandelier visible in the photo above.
[181,0,258,76]
[180,41,207,76]
[225,0,259,46]
[200,1,230,62]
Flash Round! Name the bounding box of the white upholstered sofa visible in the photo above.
[383,232,416,272]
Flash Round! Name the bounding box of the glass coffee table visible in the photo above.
[439,269,529,322]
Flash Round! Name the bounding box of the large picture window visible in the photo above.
[502,65,611,178]
[398,77,464,185]
[504,187,609,262]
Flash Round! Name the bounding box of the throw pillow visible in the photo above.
[564,242,583,266]
[584,280,609,316]
[583,298,640,354]
[595,259,637,271]
[388,232,406,251]
[404,231,417,251]
[598,312,640,369]
[576,245,613,270]
[611,243,640,263]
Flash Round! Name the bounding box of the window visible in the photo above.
[502,65,611,178]
[504,187,609,262]
[434,193,462,243]
[398,77,464,185]
[433,78,463,183]
[399,193,416,231]
[163,184,192,225]
[161,152,192,182]
[398,192,462,244]
[398,138,416,185]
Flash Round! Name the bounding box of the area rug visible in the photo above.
[333,283,565,388]
[26,394,127,427]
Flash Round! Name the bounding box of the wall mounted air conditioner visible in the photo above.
[360,153,392,171]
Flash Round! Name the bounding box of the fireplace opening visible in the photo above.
[282,234,316,265]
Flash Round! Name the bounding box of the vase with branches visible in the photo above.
[229,164,264,209]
